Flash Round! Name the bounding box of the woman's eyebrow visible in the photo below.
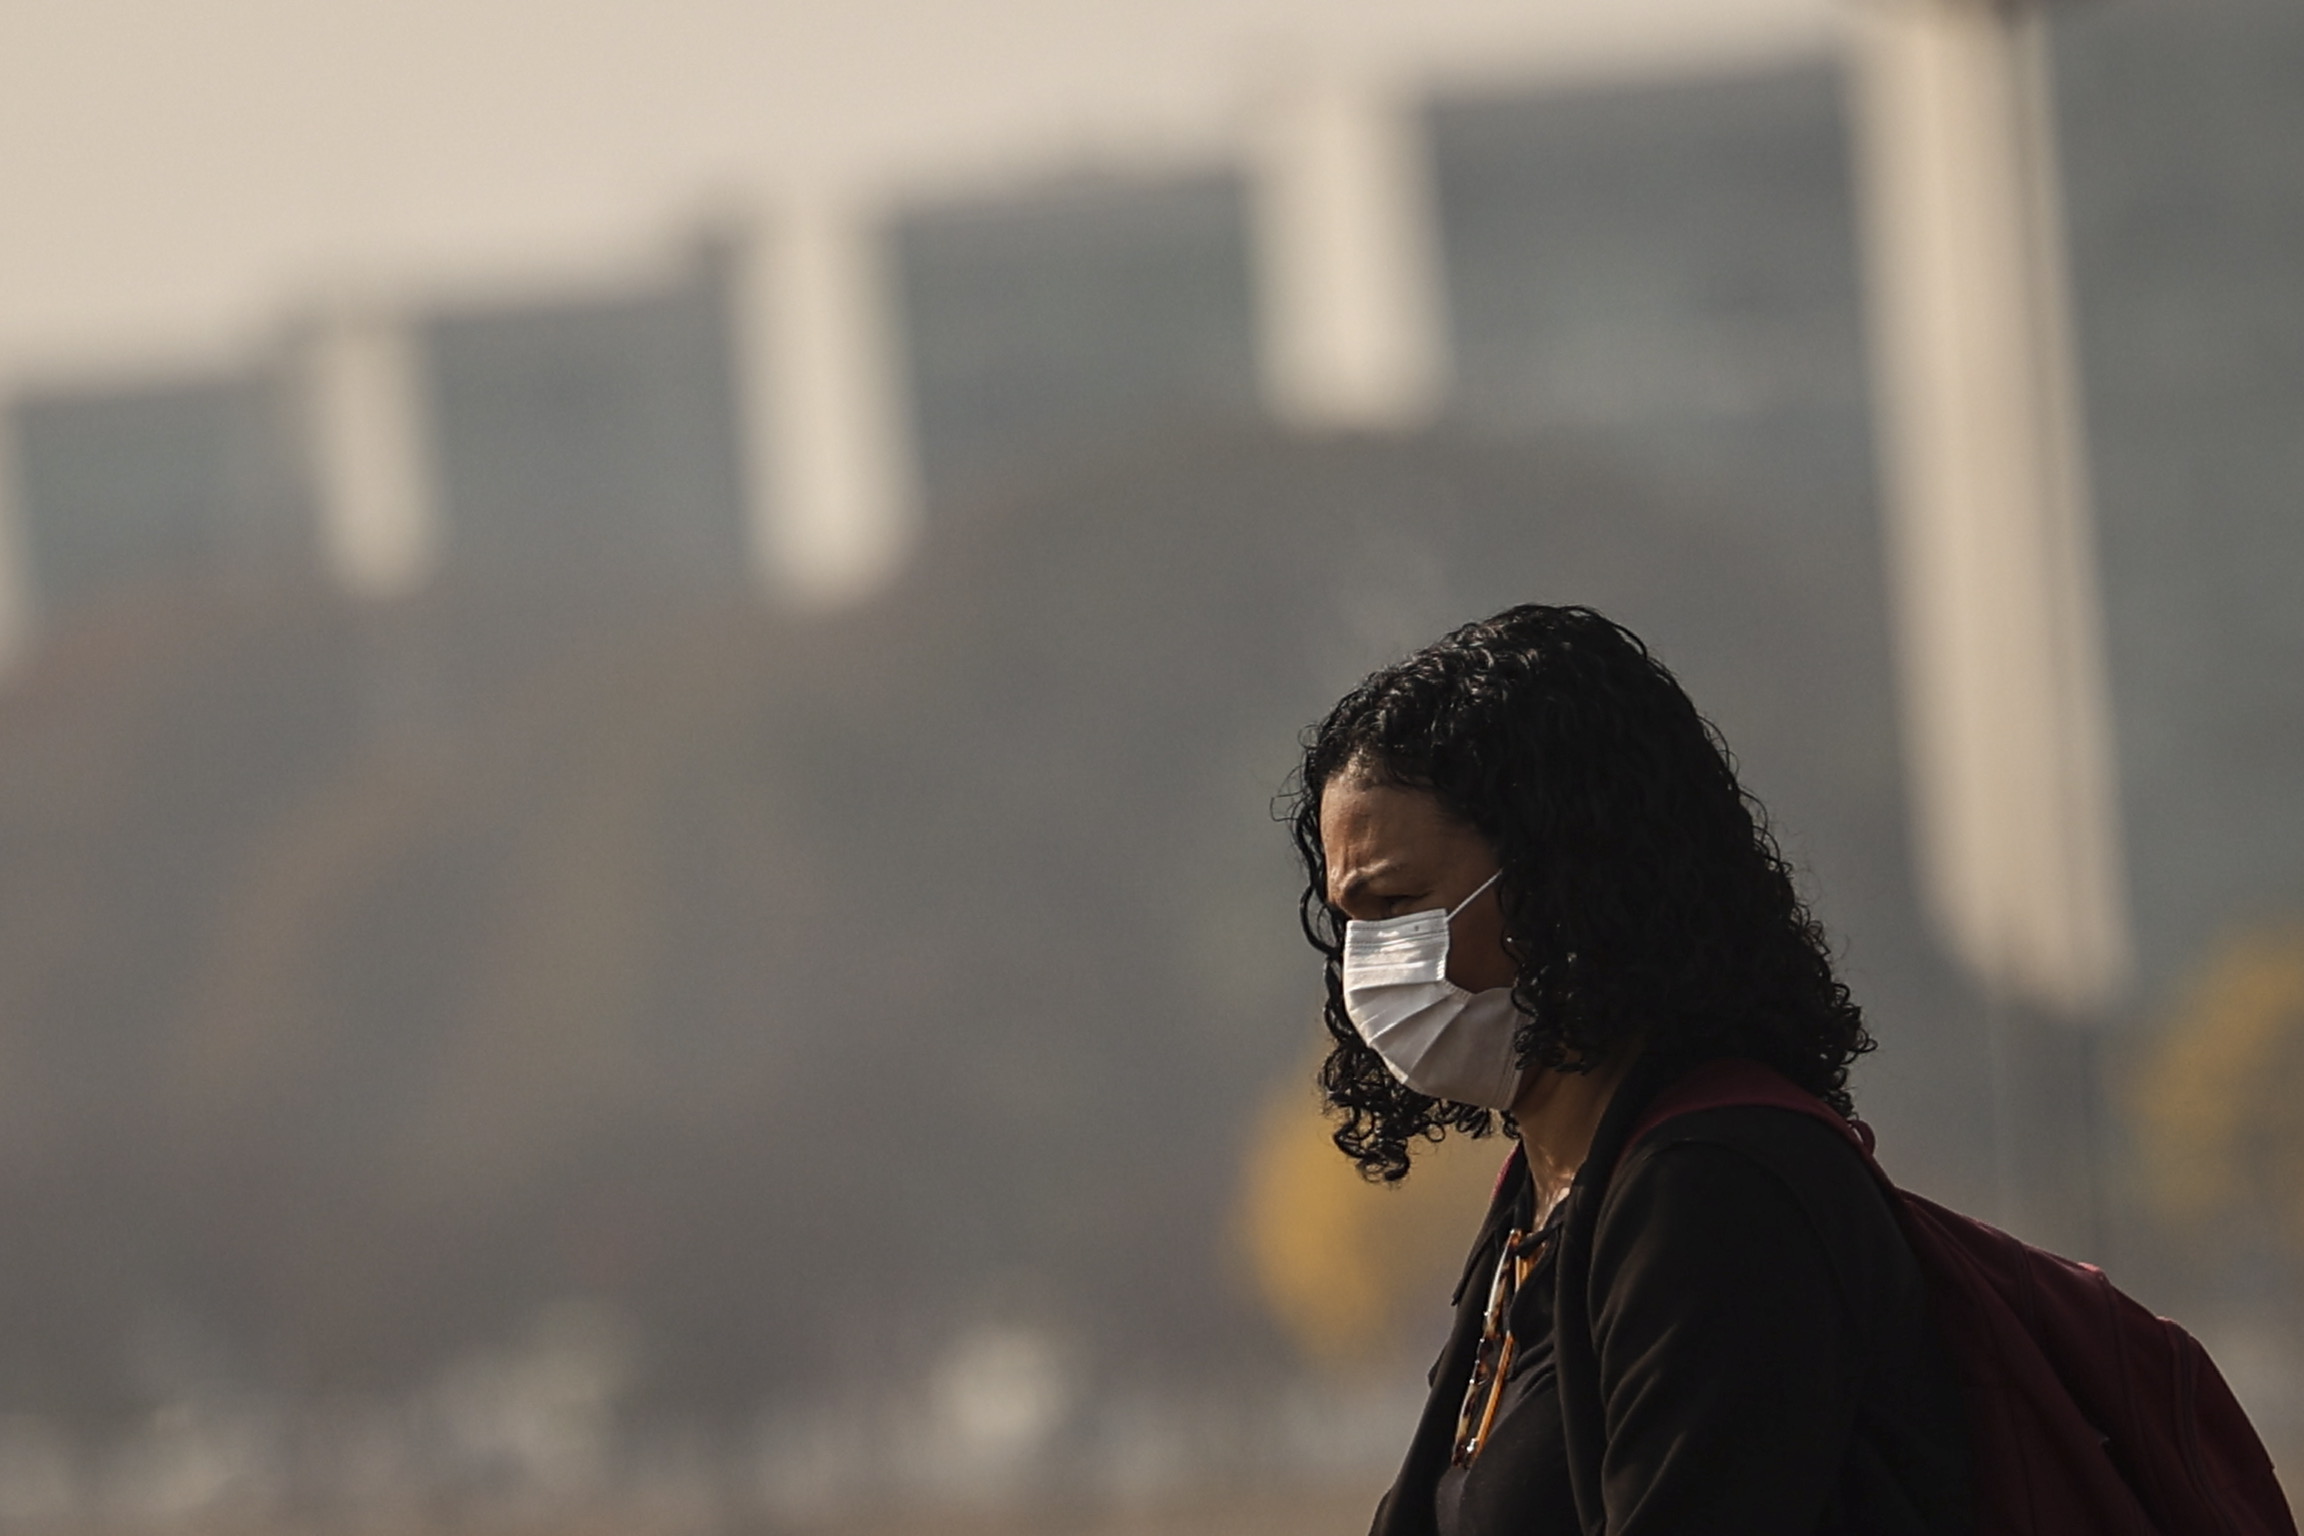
[1335,860,1408,906]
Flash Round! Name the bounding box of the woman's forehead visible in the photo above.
[1320,776,1470,865]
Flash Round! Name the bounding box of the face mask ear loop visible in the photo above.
[1445,868,1503,923]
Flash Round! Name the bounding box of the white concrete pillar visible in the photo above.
[0,401,38,673]
[1849,0,2129,1020]
[298,305,441,601]
[728,193,921,609]
[1250,68,1451,433]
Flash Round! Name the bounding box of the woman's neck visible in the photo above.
[1510,1053,1637,1221]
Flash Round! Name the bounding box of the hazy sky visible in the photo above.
[0,0,1835,375]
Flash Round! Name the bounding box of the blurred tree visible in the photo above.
[2132,919,2304,1240]
[1235,1058,1503,1366]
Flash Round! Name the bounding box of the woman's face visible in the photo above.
[1319,765,1517,993]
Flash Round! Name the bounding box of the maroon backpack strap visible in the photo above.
[1622,1057,1874,1169]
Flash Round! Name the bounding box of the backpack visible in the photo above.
[1626,1058,2296,1536]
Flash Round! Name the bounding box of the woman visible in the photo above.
[1289,605,1970,1536]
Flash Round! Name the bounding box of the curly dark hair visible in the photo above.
[1286,603,1873,1182]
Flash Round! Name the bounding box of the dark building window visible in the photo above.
[12,370,311,614]
[423,269,749,591]
[897,171,1261,509]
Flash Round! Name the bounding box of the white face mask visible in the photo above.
[1340,869,1526,1110]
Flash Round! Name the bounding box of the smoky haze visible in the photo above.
[0,0,2296,1530]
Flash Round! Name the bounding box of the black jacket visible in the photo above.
[1371,1063,1972,1536]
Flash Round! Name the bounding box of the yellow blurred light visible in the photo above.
[2131,920,2304,1231]
[1234,1056,1507,1366]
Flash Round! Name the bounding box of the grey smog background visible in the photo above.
[0,0,2298,1530]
